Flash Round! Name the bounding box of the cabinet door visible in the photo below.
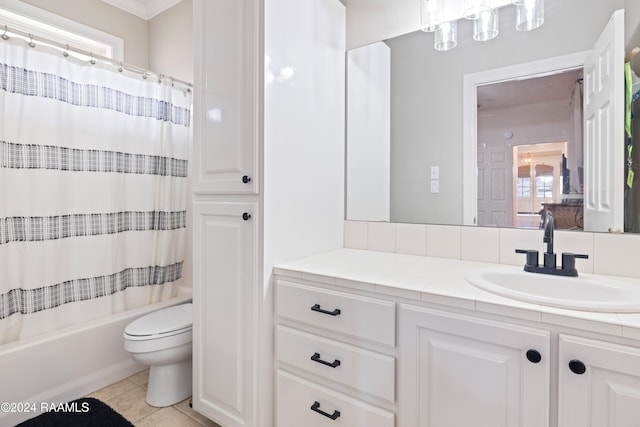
[192,201,258,427]
[399,304,550,427]
[559,334,640,427]
[192,0,259,194]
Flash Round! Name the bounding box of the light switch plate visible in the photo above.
[430,180,439,193]
[430,166,439,179]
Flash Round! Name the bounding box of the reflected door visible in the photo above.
[477,144,513,227]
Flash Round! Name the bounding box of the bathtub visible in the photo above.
[0,288,192,426]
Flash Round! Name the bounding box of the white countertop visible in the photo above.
[274,248,640,341]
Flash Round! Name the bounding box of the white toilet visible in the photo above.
[123,303,193,407]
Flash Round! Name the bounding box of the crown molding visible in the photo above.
[101,0,182,20]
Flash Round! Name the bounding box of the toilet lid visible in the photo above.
[125,303,192,337]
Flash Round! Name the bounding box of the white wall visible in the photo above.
[383,0,622,225]
[149,0,192,82]
[263,0,345,278]
[20,0,149,67]
[346,41,391,221]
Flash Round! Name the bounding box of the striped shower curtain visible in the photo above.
[0,36,191,344]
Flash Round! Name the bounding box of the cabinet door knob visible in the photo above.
[310,401,341,420]
[310,304,341,316]
[526,349,542,364]
[569,359,586,375]
[311,352,341,368]
[242,175,251,184]
[242,212,251,221]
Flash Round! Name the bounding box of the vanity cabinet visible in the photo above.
[275,280,396,426]
[398,304,551,427]
[558,334,640,427]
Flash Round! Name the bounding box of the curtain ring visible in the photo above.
[62,44,69,57]
[28,33,35,48]
[89,53,96,65]
[1,25,9,40]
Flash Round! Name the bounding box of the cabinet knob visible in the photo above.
[526,349,542,364]
[310,401,341,420]
[568,359,586,375]
[242,212,251,221]
[242,175,251,184]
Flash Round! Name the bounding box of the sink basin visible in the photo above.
[465,266,640,312]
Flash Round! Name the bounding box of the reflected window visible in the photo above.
[536,175,553,198]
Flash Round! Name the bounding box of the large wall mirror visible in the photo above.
[346,0,640,233]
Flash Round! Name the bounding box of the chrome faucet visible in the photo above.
[515,210,588,277]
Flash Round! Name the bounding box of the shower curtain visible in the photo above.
[0,36,191,344]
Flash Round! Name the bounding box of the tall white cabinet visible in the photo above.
[191,1,345,427]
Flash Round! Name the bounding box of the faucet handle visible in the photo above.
[516,249,539,268]
[561,252,589,275]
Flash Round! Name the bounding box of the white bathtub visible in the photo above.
[0,289,192,426]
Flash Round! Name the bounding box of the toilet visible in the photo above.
[123,303,193,407]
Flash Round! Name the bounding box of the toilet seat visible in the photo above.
[124,303,192,340]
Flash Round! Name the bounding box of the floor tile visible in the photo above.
[107,386,159,423]
[135,406,202,427]
[174,398,223,427]
[128,369,150,388]
[86,378,141,402]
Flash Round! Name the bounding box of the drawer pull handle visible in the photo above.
[311,352,341,368]
[311,304,341,316]
[310,401,341,420]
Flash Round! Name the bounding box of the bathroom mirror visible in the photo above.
[346,0,640,231]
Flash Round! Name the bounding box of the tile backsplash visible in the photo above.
[344,221,640,279]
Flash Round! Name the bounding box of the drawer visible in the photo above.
[276,280,396,347]
[277,369,395,427]
[277,325,395,402]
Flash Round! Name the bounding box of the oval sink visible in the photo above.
[465,266,640,312]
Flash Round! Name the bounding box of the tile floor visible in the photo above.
[86,369,221,427]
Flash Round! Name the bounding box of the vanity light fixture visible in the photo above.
[463,0,491,20]
[420,0,544,51]
[420,0,442,32]
[514,0,544,31]
[435,20,458,51]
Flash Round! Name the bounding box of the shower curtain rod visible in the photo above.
[0,24,192,90]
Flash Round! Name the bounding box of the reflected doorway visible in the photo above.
[475,68,584,230]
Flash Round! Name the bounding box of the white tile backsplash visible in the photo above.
[593,233,640,278]
[461,227,499,263]
[553,230,594,273]
[344,220,367,249]
[367,222,396,252]
[344,221,639,279]
[499,228,543,266]
[395,223,427,256]
[426,224,461,259]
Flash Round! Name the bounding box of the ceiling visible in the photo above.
[100,0,182,20]
[477,69,584,111]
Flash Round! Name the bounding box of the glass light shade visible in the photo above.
[516,0,544,31]
[463,0,491,20]
[473,9,499,41]
[435,21,457,51]
[420,0,442,32]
